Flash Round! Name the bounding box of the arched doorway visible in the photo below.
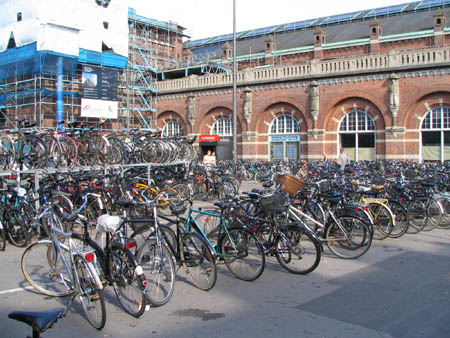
[420,105,450,162]
[269,114,301,160]
[338,109,376,161]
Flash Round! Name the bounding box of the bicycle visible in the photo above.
[67,194,149,318]
[185,200,266,281]
[20,197,106,330]
[131,194,215,304]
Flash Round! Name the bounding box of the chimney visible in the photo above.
[434,10,447,46]
[313,29,326,59]
[369,21,382,54]
[265,35,276,56]
[221,42,232,61]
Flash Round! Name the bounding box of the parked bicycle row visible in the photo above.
[2,159,449,332]
[0,118,197,170]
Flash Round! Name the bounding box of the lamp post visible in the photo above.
[232,0,237,162]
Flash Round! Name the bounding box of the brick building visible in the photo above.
[156,1,450,162]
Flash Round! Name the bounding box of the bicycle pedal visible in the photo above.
[90,295,100,301]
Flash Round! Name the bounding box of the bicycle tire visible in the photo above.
[73,255,106,330]
[21,240,74,297]
[0,135,15,169]
[423,198,443,231]
[368,202,393,240]
[59,136,78,168]
[325,216,372,259]
[275,225,321,275]
[43,134,62,168]
[388,201,409,238]
[220,226,265,281]
[0,227,6,251]
[109,245,147,318]
[437,198,450,229]
[21,135,48,169]
[406,200,428,234]
[181,232,217,291]
[5,208,30,247]
[137,237,176,307]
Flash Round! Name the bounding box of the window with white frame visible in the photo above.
[338,110,376,161]
[421,106,450,162]
[162,120,182,137]
[211,117,232,136]
[269,114,300,134]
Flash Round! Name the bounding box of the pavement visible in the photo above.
[1,180,449,338]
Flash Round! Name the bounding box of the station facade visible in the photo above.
[156,2,450,162]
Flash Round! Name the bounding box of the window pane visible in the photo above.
[348,112,356,131]
[357,112,365,131]
[358,133,375,147]
[341,133,355,148]
[422,112,431,129]
[432,109,441,129]
[422,131,440,146]
[340,116,347,131]
[444,107,450,129]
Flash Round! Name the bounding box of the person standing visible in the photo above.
[337,147,350,171]
[203,150,212,164]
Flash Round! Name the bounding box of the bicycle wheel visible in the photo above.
[21,135,48,169]
[110,246,147,318]
[368,202,393,240]
[21,240,74,297]
[275,225,321,275]
[438,198,450,229]
[59,136,78,168]
[137,237,176,307]
[73,255,106,330]
[325,216,372,259]
[156,188,182,216]
[388,201,409,238]
[5,208,30,247]
[423,198,443,231]
[0,227,6,251]
[181,232,217,291]
[220,226,265,281]
[43,135,62,168]
[0,135,15,169]
[104,136,124,165]
[407,200,428,234]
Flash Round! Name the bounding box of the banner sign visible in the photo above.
[199,134,220,142]
[270,135,300,142]
[81,65,118,119]
[81,99,118,119]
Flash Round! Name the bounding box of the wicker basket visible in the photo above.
[275,174,304,197]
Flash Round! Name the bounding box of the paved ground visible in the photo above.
[1,180,449,338]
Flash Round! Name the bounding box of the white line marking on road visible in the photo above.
[0,286,35,295]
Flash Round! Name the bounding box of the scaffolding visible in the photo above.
[0,4,186,131]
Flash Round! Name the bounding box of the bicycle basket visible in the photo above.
[258,191,288,212]
[275,174,304,197]
[96,214,121,233]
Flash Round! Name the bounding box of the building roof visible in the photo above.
[183,0,450,61]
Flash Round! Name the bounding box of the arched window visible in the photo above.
[162,120,182,137]
[338,110,376,161]
[269,114,300,160]
[421,106,450,162]
[270,114,300,134]
[211,117,232,136]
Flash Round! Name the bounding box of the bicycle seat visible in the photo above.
[170,204,186,216]
[213,202,231,210]
[8,308,64,333]
[115,200,136,208]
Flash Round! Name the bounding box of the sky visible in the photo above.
[131,0,412,40]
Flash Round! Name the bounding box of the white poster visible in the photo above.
[81,98,118,119]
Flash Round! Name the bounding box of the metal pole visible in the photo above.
[232,0,237,162]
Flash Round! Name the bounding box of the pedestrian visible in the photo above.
[337,147,350,171]
[211,151,217,166]
[203,150,212,164]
